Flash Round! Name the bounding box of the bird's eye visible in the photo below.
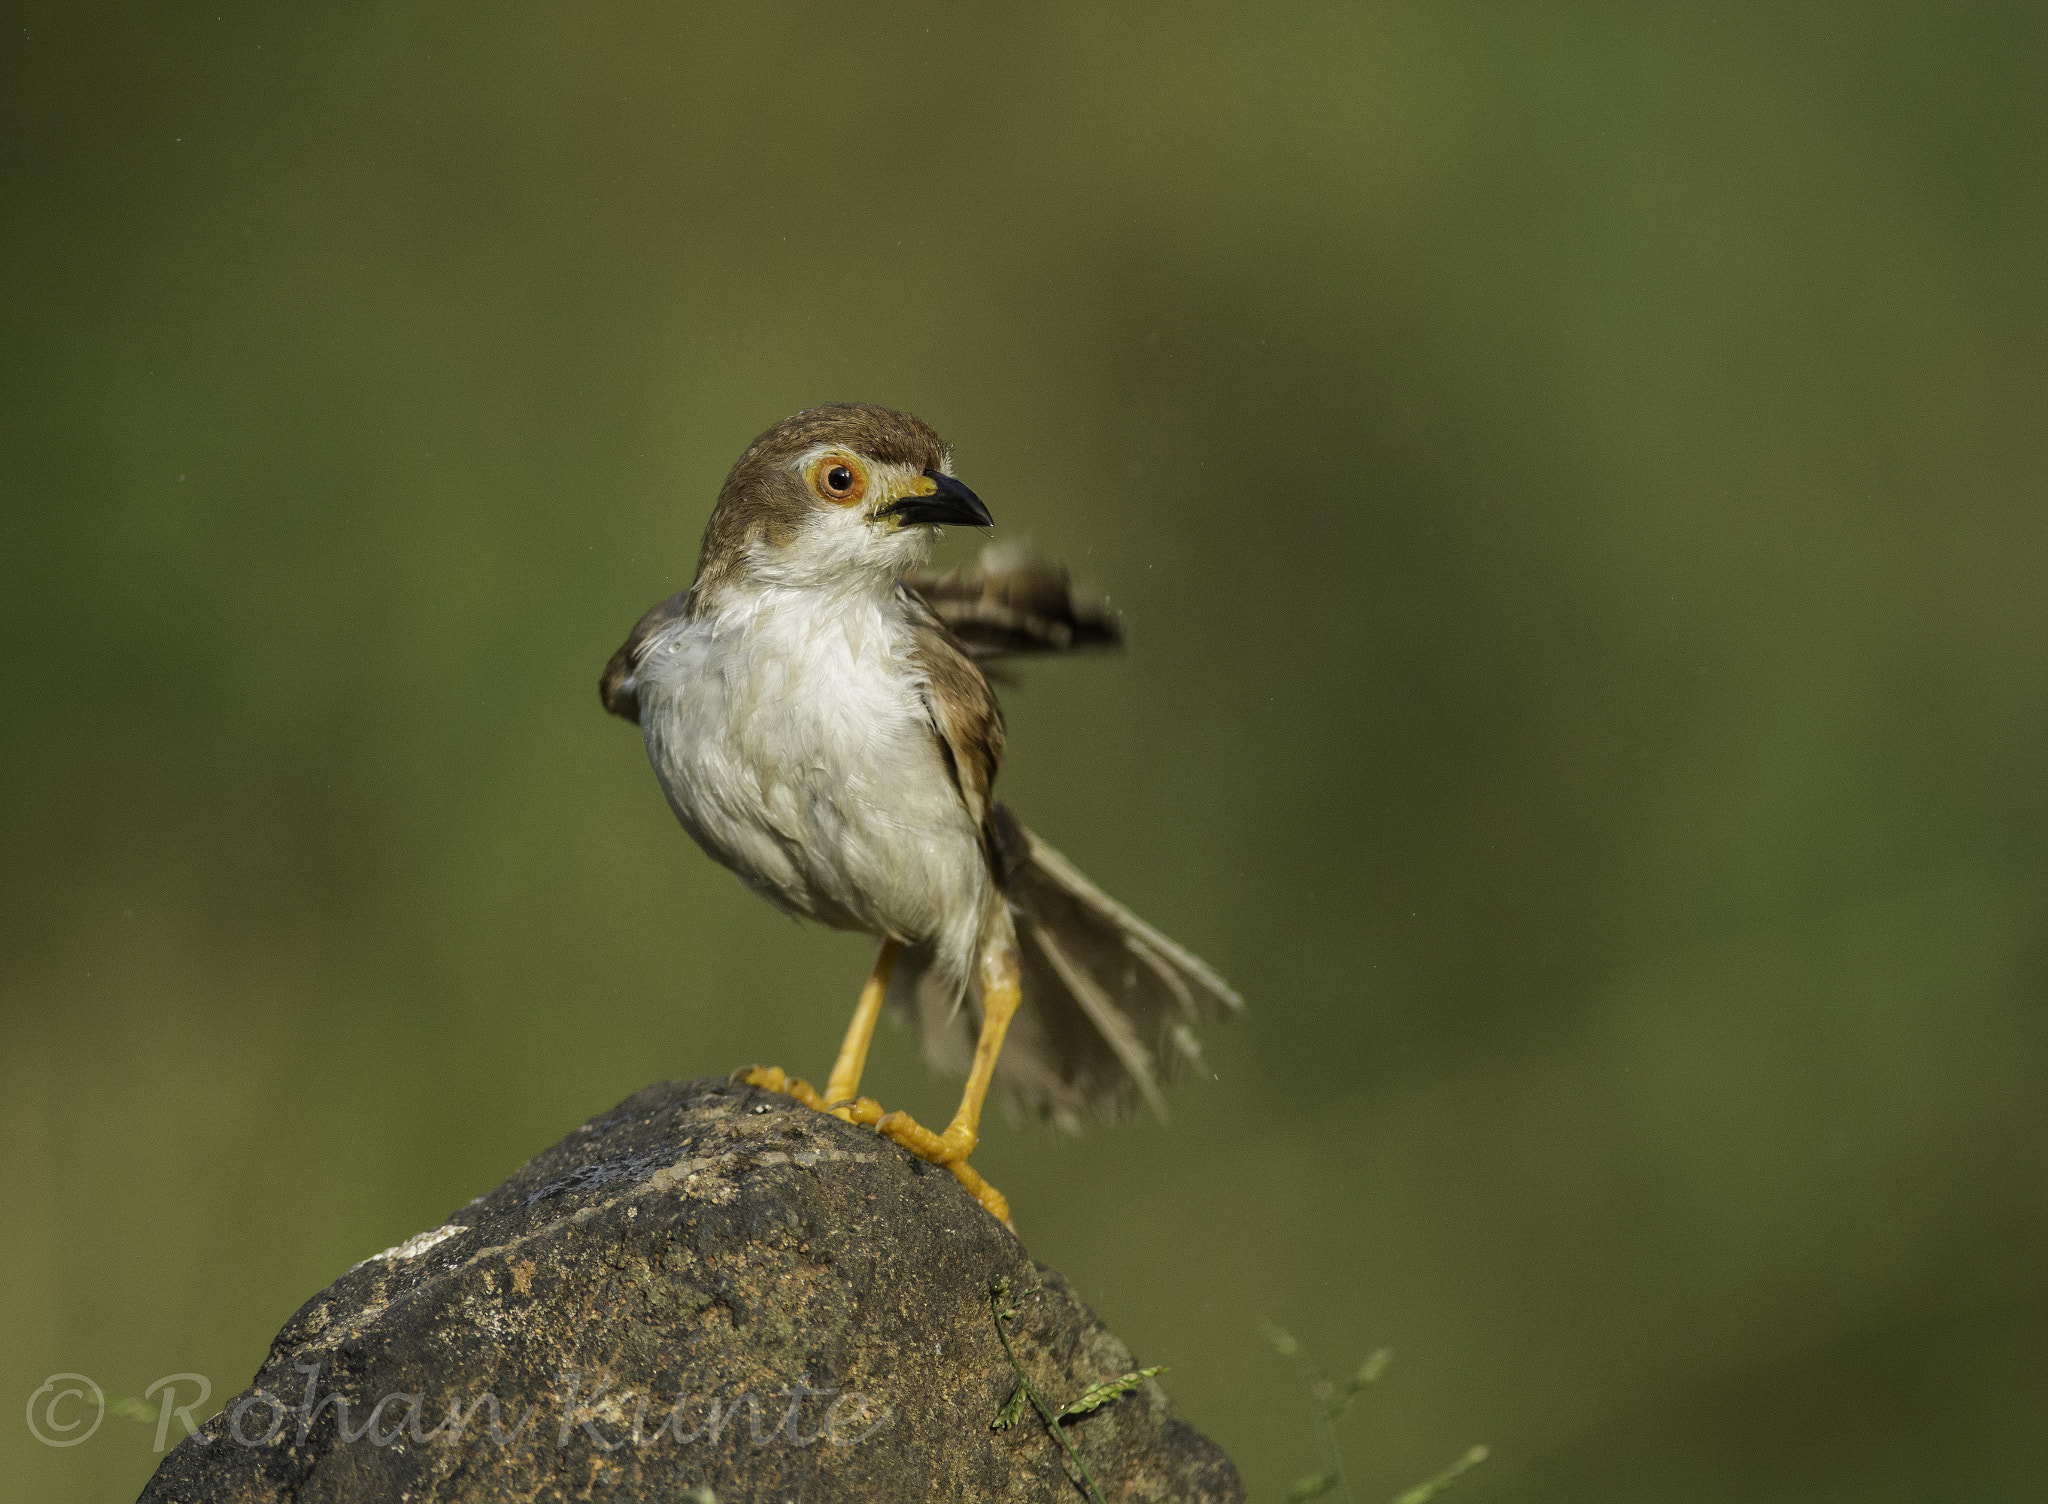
[810,455,867,505]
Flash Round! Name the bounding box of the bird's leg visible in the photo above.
[876,920,1022,1225]
[822,939,899,1119]
[740,940,899,1120]
[744,924,1018,1228]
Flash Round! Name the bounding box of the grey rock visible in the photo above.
[140,1077,1244,1503]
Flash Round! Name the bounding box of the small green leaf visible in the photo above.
[1288,1472,1339,1502]
[1263,1323,1301,1358]
[1056,1366,1166,1420]
[1389,1444,1489,1504]
[992,1381,1029,1431]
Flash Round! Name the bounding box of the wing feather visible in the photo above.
[901,586,1005,842]
[599,588,692,725]
[900,543,1122,662]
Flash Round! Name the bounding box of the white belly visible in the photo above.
[635,587,989,958]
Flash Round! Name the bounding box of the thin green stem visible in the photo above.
[1274,1331,1352,1504]
[991,1282,1108,1504]
[1314,1398,1354,1504]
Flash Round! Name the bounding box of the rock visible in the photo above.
[140,1077,1244,1503]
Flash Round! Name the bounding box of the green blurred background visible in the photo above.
[5,4,2045,1499]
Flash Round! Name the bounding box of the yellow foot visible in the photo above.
[737,1067,1013,1230]
[876,1108,1012,1230]
[874,1108,974,1164]
[738,1065,829,1112]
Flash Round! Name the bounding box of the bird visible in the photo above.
[600,403,1240,1225]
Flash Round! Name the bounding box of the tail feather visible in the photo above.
[1025,916,1170,1122]
[887,804,1242,1130]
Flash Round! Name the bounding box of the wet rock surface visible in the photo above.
[140,1076,1244,1503]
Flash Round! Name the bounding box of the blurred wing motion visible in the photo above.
[900,542,1123,661]
[896,802,1244,1132]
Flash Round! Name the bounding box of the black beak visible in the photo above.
[885,470,994,529]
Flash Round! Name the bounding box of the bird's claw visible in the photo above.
[874,1110,1008,1226]
[738,1067,1011,1230]
[875,1109,976,1165]
[739,1065,829,1112]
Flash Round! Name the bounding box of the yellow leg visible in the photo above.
[876,921,1022,1224]
[743,922,1020,1229]
[823,940,900,1116]
[740,940,898,1119]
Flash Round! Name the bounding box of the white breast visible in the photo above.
[635,582,990,971]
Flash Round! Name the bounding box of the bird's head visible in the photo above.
[692,403,993,594]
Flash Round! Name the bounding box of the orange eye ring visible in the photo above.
[809,454,867,506]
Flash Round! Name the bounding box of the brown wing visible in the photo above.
[900,585,1005,846]
[599,589,691,726]
[900,543,1123,662]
